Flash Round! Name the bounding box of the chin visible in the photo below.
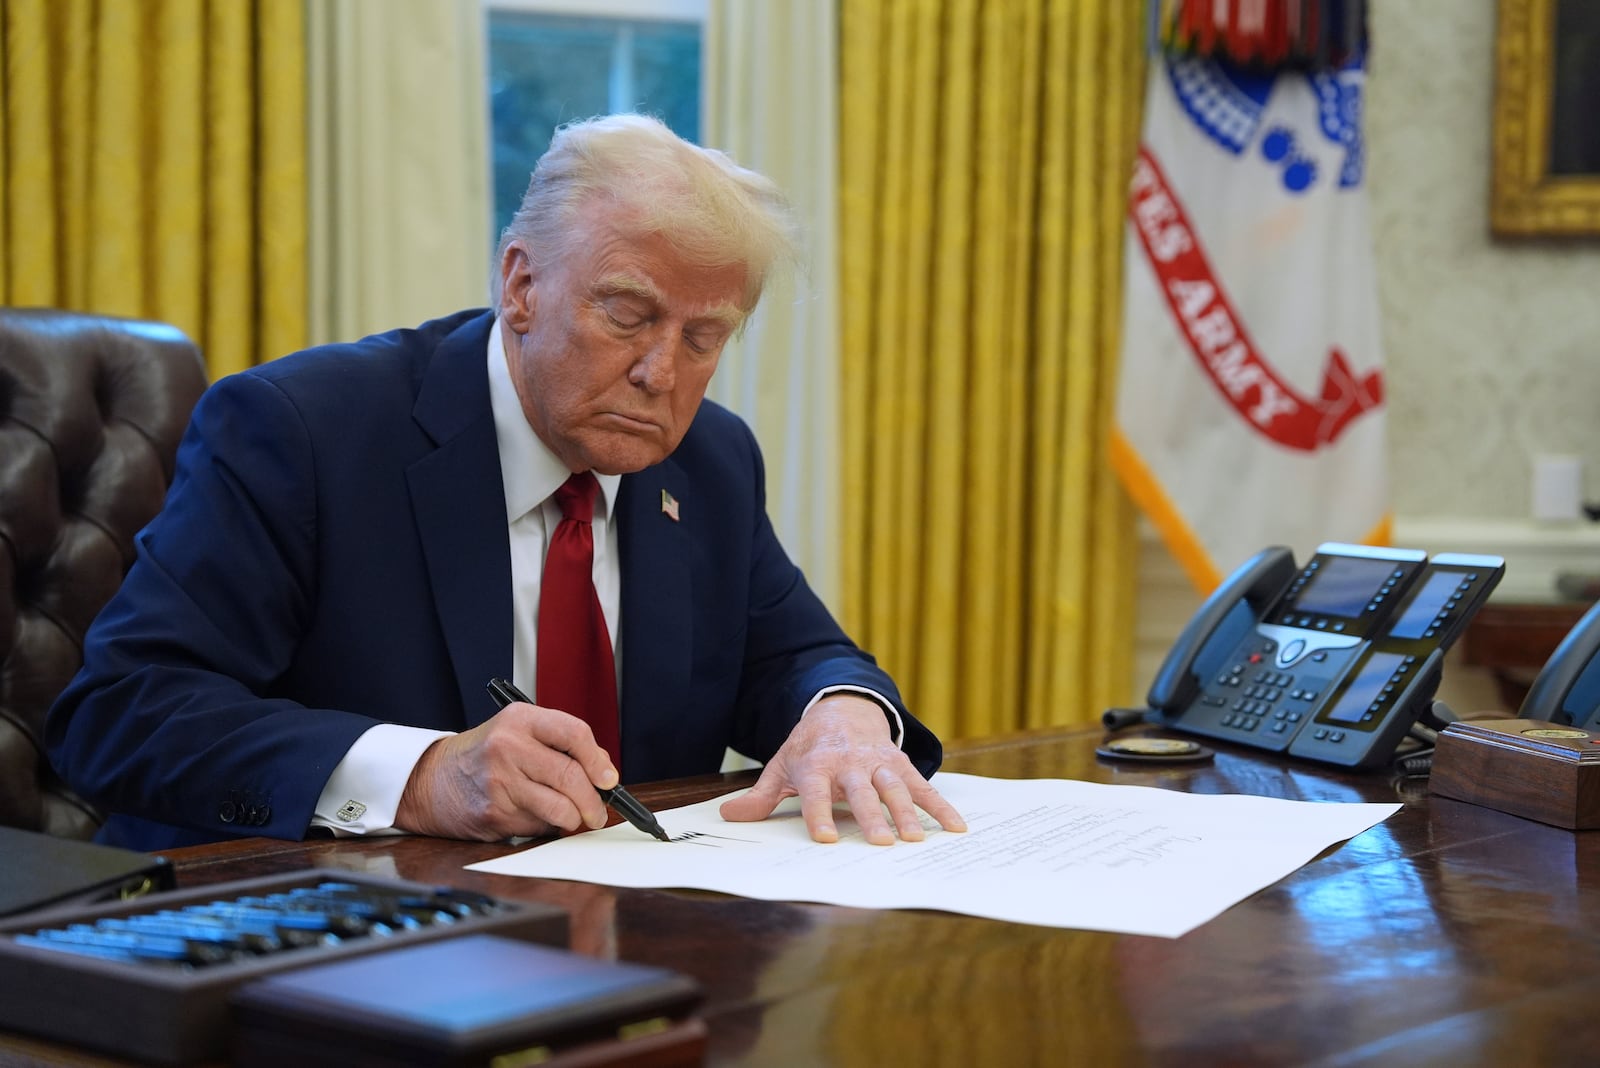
[584,440,673,476]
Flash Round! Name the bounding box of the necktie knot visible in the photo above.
[554,472,598,523]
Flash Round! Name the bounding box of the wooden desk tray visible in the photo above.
[0,868,567,1065]
[1430,718,1600,829]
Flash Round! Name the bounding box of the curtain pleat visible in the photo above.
[203,0,253,375]
[839,0,1144,740]
[703,0,844,610]
[150,1,203,337]
[257,0,307,367]
[0,0,305,377]
[303,0,490,348]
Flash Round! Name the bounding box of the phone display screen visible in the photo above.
[1325,651,1406,725]
[1294,557,1397,620]
[1387,571,1461,640]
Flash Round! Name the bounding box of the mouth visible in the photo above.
[596,412,662,434]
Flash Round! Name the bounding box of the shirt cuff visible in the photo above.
[803,686,905,748]
[311,723,454,837]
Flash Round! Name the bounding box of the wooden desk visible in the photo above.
[9,726,1600,1065]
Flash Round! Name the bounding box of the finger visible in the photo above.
[504,739,608,831]
[478,711,608,831]
[545,749,610,830]
[445,753,579,839]
[908,777,968,833]
[514,705,618,809]
[872,767,926,843]
[843,772,895,846]
[798,774,841,843]
[500,778,587,835]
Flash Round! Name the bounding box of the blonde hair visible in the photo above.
[494,114,799,313]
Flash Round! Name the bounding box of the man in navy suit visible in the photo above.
[48,114,965,852]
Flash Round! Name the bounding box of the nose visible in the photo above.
[628,338,679,394]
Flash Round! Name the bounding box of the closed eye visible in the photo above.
[685,327,732,355]
[597,293,653,331]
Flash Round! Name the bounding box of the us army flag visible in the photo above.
[1112,50,1388,592]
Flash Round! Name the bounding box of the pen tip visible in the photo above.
[652,827,671,842]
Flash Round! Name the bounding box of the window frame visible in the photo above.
[484,0,705,23]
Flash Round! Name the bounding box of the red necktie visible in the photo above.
[536,472,622,768]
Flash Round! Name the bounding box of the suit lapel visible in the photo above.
[406,313,513,727]
[617,461,693,768]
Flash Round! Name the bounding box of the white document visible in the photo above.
[467,772,1400,938]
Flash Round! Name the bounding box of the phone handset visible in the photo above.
[1146,546,1297,716]
[1519,599,1600,730]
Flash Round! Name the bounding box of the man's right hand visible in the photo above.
[393,700,616,840]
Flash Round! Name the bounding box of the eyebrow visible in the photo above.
[594,274,661,305]
[594,273,745,330]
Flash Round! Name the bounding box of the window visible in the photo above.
[485,0,705,246]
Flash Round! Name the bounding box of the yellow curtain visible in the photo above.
[0,0,305,376]
[839,0,1145,739]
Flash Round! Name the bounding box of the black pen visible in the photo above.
[486,678,671,842]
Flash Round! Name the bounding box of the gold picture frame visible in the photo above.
[1491,0,1600,237]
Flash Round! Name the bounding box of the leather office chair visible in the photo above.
[0,308,207,837]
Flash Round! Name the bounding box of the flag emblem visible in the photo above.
[660,489,680,522]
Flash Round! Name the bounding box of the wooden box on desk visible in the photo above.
[1430,719,1600,829]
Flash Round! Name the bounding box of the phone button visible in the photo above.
[1281,638,1306,663]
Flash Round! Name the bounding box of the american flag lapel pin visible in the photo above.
[660,488,680,522]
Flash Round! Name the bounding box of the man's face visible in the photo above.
[499,202,748,475]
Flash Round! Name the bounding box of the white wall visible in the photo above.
[1371,0,1600,522]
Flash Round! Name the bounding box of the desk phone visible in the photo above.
[1142,542,1505,768]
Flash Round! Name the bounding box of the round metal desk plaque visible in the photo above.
[1521,728,1589,739]
[1096,737,1215,763]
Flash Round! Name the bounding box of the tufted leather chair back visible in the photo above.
[0,308,207,837]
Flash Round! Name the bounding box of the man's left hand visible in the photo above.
[718,695,967,845]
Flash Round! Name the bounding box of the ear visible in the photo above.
[499,242,538,334]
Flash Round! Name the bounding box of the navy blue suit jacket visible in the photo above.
[47,310,939,850]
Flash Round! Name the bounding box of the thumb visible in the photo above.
[719,772,792,823]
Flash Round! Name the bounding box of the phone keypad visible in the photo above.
[1205,640,1337,739]
[1219,673,1311,733]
